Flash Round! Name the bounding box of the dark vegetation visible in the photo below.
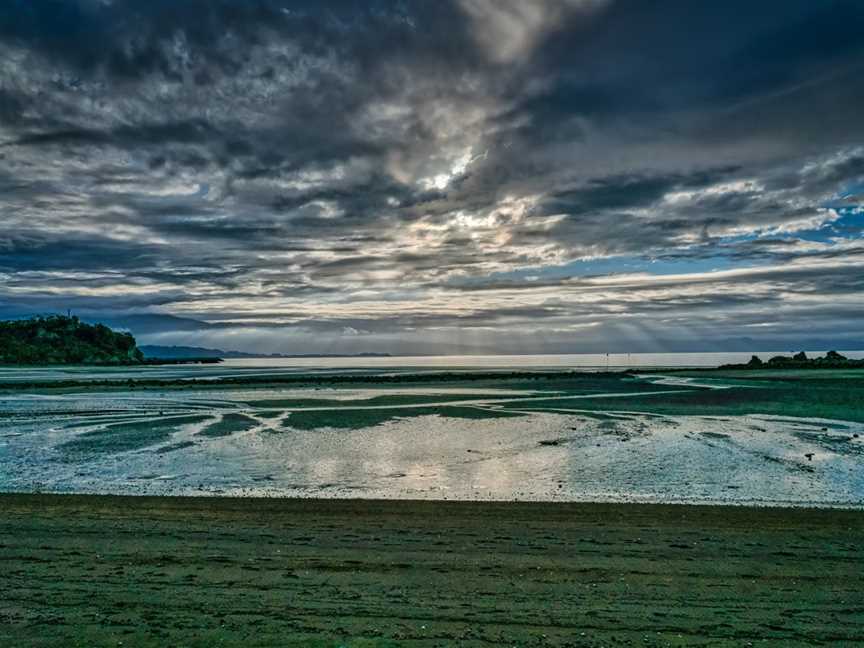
[285,405,524,430]
[0,369,639,391]
[0,371,669,393]
[198,413,259,438]
[721,350,864,370]
[243,379,669,409]
[0,316,144,365]
[60,415,210,455]
[522,377,864,423]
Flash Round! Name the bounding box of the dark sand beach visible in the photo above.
[2,494,862,646]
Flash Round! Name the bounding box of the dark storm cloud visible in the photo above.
[2,0,864,351]
[0,233,161,272]
[541,171,723,215]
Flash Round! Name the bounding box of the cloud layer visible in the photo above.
[2,0,864,353]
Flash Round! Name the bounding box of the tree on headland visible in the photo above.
[723,350,863,370]
[0,315,144,365]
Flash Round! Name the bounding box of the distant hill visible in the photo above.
[138,345,222,359]
[140,345,391,359]
[0,316,144,365]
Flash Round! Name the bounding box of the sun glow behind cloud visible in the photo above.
[0,0,863,353]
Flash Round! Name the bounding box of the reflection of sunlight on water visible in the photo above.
[470,456,517,494]
[1,388,863,506]
[305,457,344,486]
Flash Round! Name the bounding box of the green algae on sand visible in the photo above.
[60,414,211,454]
[1,494,862,647]
[284,405,525,430]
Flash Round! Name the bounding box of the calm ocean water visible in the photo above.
[1,350,862,383]
[222,351,864,370]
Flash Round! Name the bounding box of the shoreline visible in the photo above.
[3,493,863,646]
[4,490,864,520]
[3,489,864,511]
[2,364,864,393]
[0,368,627,391]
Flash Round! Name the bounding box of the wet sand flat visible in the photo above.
[1,494,862,646]
[3,370,863,505]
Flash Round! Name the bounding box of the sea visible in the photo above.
[0,350,862,383]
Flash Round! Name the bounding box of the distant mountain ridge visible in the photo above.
[139,345,391,359]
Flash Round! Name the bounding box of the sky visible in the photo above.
[1,0,863,355]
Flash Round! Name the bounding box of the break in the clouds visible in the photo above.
[1,0,864,354]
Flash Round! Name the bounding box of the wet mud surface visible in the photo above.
[1,373,863,506]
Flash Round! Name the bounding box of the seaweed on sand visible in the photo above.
[61,415,210,455]
[197,413,259,438]
[283,405,525,431]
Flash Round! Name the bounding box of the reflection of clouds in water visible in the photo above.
[254,413,864,503]
[469,456,515,494]
[304,457,346,487]
[1,392,863,505]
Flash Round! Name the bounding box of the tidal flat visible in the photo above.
[2,368,864,647]
[1,368,862,506]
